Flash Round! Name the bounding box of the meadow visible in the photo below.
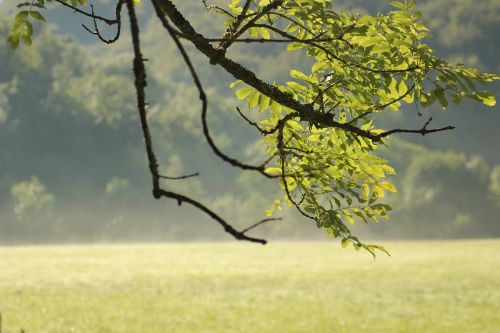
[0,240,499,333]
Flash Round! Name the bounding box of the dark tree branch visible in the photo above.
[252,23,418,74]
[377,83,417,109]
[223,0,252,38]
[277,116,315,220]
[155,0,371,136]
[151,0,275,179]
[126,0,160,193]
[202,3,235,18]
[312,79,342,107]
[240,217,281,234]
[235,106,267,134]
[267,10,314,35]
[48,0,463,247]
[216,0,284,54]
[121,0,272,243]
[348,84,416,124]
[374,117,455,139]
[258,149,279,168]
[82,1,123,44]
[203,36,346,44]
[155,189,268,244]
[158,172,199,180]
[54,0,118,25]
[153,0,443,144]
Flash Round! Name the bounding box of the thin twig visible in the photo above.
[158,172,199,180]
[54,0,117,25]
[240,218,281,234]
[235,106,267,134]
[375,117,454,139]
[277,117,315,220]
[220,0,284,52]
[82,1,123,44]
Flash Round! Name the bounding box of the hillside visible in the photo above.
[0,0,499,242]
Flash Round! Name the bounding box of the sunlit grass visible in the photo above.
[1,240,499,333]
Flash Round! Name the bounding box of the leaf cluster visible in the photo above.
[226,0,499,254]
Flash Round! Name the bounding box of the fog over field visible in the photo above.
[1,241,500,332]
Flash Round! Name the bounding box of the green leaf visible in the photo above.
[304,206,316,214]
[389,1,407,10]
[259,95,271,112]
[362,184,370,199]
[7,34,20,49]
[22,34,32,45]
[230,80,242,89]
[290,70,313,83]
[342,209,355,224]
[24,21,33,37]
[474,91,496,107]
[29,11,46,22]
[264,167,282,176]
[287,42,303,51]
[435,89,448,109]
[258,27,270,40]
[235,87,254,100]
[372,185,385,198]
[14,11,29,26]
[269,101,282,115]
[371,245,391,256]
[379,181,397,193]
[247,91,260,108]
[352,208,368,223]
[17,2,31,8]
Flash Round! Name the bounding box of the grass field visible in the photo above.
[0,240,499,333]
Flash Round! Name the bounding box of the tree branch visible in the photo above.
[277,116,315,220]
[152,0,431,144]
[240,217,281,234]
[151,0,275,178]
[54,0,118,25]
[82,1,123,44]
[126,0,160,193]
[252,23,418,74]
[155,189,268,244]
[374,117,455,140]
[158,172,199,180]
[125,0,273,244]
[214,0,284,54]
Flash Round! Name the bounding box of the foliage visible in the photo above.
[10,176,55,220]
[3,0,499,252]
[222,0,498,252]
[7,0,49,47]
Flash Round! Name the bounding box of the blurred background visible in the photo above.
[0,0,499,244]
